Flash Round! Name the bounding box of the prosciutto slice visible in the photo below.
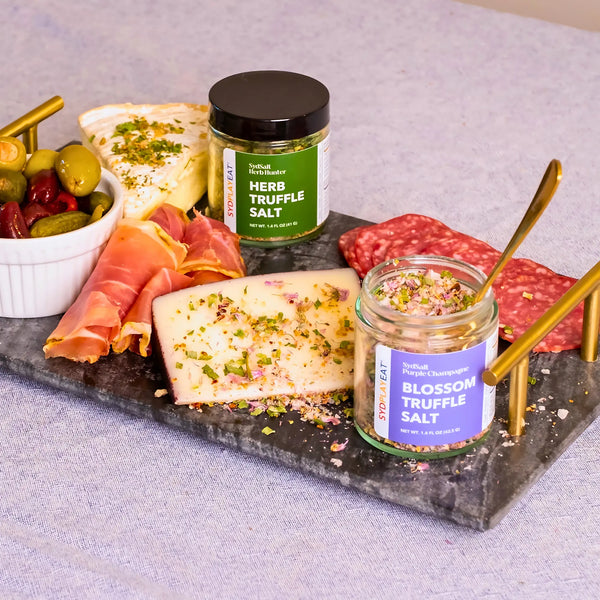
[44,205,247,363]
[149,203,189,242]
[112,267,194,357]
[111,214,244,357]
[44,219,187,363]
[178,211,246,279]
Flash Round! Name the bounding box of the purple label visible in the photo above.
[374,336,496,447]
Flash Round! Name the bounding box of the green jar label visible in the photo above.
[223,136,329,239]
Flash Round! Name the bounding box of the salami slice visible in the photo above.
[378,215,452,263]
[493,258,581,353]
[352,226,382,276]
[338,225,369,274]
[351,215,427,276]
[339,213,587,353]
[346,214,452,277]
[420,232,501,276]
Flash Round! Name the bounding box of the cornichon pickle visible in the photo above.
[87,190,113,214]
[0,169,27,204]
[30,211,90,237]
[88,204,105,224]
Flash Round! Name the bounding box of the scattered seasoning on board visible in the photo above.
[330,439,349,452]
[190,390,351,429]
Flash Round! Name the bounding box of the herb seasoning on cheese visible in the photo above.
[110,117,185,171]
[207,71,330,247]
[79,103,209,219]
[152,268,360,405]
[353,256,499,459]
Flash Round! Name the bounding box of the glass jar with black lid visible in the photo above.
[207,70,330,247]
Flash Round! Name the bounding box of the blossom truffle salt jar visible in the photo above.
[353,256,499,459]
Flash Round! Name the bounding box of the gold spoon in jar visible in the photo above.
[473,159,562,304]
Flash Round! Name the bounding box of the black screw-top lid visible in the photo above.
[208,70,330,142]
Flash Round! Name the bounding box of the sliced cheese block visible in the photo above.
[153,268,360,405]
[79,103,209,220]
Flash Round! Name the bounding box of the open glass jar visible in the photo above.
[354,256,499,459]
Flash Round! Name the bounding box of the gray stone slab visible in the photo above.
[0,210,598,530]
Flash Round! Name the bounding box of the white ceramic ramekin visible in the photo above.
[0,168,124,318]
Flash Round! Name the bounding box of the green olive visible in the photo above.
[55,145,101,197]
[0,169,27,204]
[0,136,27,172]
[23,148,59,179]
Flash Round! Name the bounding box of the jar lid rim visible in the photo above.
[359,255,496,326]
[209,70,330,141]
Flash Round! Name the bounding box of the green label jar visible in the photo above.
[207,71,330,247]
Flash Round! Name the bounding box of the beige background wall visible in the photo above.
[456,0,600,31]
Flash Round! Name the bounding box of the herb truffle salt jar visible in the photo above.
[354,256,499,459]
[207,70,330,246]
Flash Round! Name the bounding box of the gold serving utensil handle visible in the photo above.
[0,95,64,152]
[474,159,562,304]
[482,257,600,435]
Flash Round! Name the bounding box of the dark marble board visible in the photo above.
[1,210,598,531]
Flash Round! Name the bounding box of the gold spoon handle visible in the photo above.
[0,96,64,138]
[0,96,64,152]
[474,159,563,303]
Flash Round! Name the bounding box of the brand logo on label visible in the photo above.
[223,149,236,229]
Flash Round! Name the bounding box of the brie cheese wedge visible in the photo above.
[152,268,360,405]
[79,103,209,220]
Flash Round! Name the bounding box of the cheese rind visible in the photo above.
[79,103,209,220]
[152,268,360,405]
